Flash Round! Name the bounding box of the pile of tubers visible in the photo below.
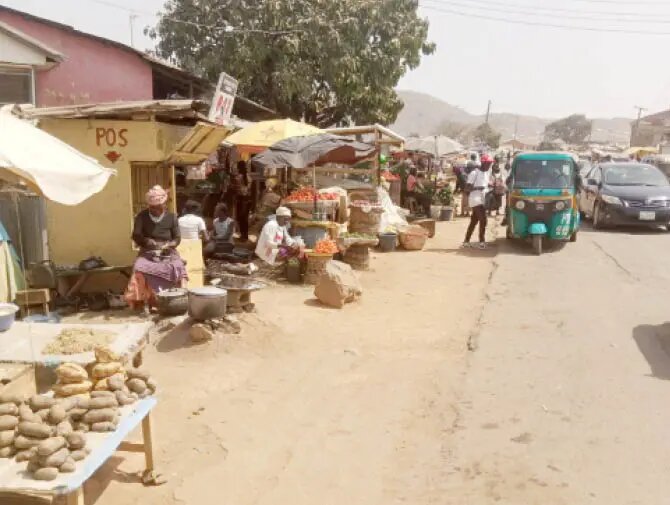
[0,392,22,459]
[0,347,157,481]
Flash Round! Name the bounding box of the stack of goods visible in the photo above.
[53,362,92,399]
[0,393,21,459]
[349,201,383,235]
[13,393,91,480]
[285,187,338,203]
[305,239,338,285]
[313,238,338,255]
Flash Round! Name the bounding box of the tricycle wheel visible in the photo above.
[532,235,542,255]
[570,230,578,242]
[506,226,513,239]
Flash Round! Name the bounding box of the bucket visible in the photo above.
[430,205,442,220]
[285,262,302,283]
[439,207,454,221]
[379,233,397,252]
[342,245,370,270]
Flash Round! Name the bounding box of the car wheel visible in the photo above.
[593,203,603,229]
[532,235,542,255]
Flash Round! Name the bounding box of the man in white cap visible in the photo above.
[255,206,299,265]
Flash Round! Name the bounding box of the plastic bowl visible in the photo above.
[0,303,19,331]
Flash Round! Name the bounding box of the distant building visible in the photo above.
[500,139,535,151]
[0,5,275,119]
[630,109,670,147]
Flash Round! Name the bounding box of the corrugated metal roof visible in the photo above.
[16,100,211,122]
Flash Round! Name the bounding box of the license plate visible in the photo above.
[639,211,656,221]
[536,204,545,211]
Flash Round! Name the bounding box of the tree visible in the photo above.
[472,123,501,148]
[149,0,435,127]
[434,120,468,140]
[544,114,592,145]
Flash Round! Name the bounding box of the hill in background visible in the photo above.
[390,90,632,145]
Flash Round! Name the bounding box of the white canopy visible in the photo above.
[405,135,464,157]
[0,106,114,205]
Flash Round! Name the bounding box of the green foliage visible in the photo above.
[473,123,501,149]
[435,185,453,206]
[544,114,592,144]
[149,0,435,127]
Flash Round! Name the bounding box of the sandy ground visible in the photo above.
[444,223,670,504]
[73,218,495,505]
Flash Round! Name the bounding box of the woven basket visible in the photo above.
[304,253,333,284]
[342,244,370,271]
[413,218,436,238]
[398,225,429,251]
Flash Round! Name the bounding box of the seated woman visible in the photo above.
[203,203,237,258]
[178,200,209,242]
[125,185,187,312]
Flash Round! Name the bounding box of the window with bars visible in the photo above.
[130,163,176,219]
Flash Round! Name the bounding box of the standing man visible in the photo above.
[461,153,480,217]
[463,154,493,249]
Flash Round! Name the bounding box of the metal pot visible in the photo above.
[187,286,227,321]
[156,288,188,317]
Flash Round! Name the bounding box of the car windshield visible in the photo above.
[603,164,669,187]
[513,159,575,189]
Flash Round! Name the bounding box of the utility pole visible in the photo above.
[633,105,647,145]
[129,14,138,48]
[485,100,492,124]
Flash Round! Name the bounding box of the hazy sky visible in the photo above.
[2,0,670,120]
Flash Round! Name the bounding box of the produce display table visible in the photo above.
[56,266,133,298]
[0,322,152,389]
[0,396,157,504]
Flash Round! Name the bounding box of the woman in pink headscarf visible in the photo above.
[125,185,187,312]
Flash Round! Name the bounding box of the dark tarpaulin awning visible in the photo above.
[250,133,376,170]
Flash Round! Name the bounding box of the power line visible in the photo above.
[86,0,303,36]
[420,4,670,35]
[422,0,670,22]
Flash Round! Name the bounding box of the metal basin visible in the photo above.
[188,286,227,321]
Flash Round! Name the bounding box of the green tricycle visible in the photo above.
[506,152,581,255]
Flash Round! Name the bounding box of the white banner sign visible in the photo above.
[208,72,238,125]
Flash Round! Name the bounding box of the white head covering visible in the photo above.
[276,206,292,218]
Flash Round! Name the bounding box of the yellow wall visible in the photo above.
[39,118,182,266]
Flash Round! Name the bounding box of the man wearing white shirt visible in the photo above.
[255,206,299,265]
[463,154,493,249]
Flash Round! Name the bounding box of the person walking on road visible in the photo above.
[463,154,493,249]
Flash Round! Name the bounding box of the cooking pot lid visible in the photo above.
[189,286,227,297]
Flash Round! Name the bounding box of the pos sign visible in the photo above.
[208,72,238,126]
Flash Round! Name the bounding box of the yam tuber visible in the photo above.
[59,456,76,473]
[0,403,18,416]
[91,422,116,432]
[55,363,88,384]
[126,378,147,395]
[37,436,66,457]
[91,362,124,380]
[48,405,67,425]
[15,447,37,462]
[29,395,55,411]
[0,445,16,458]
[52,380,93,397]
[83,408,116,424]
[66,432,86,450]
[39,447,69,468]
[0,415,18,431]
[56,420,74,437]
[88,396,118,409]
[0,429,15,447]
[14,435,42,449]
[18,422,52,439]
[33,467,58,481]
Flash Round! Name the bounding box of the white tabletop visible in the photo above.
[0,322,152,367]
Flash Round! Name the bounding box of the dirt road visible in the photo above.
[445,224,670,504]
[90,219,494,505]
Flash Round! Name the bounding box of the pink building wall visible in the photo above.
[0,10,153,106]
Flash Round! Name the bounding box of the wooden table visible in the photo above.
[0,322,152,390]
[0,397,157,504]
[56,266,132,298]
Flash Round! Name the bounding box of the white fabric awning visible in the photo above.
[0,106,115,205]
